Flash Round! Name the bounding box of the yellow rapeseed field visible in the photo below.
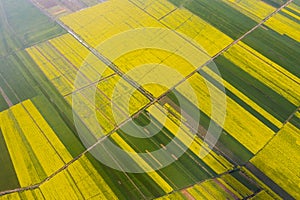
[222,0,275,21]
[251,123,300,199]
[71,87,116,137]
[49,34,114,82]
[26,47,61,80]
[177,73,274,153]
[66,155,118,199]
[148,104,233,174]
[110,133,173,193]
[60,0,163,48]
[0,109,45,187]
[26,46,74,96]
[156,179,238,200]
[220,174,252,197]
[0,101,119,198]
[11,102,66,176]
[265,12,300,42]
[22,100,73,163]
[160,8,233,56]
[223,42,300,106]
[202,66,283,129]
[40,171,83,199]
[240,167,281,199]
[188,180,237,199]
[281,8,300,21]
[59,0,231,99]
[288,2,300,15]
[113,48,197,97]
[97,75,150,118]
[250,191,274,200]
[130,0,177,20]
[0,189,44,200]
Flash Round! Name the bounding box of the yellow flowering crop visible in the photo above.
[251,123,300,199]
[148,104,233,174]
[177,73,274,153]
[224,42,300,106]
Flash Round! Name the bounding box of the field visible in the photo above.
[30,0,100,18]
[27,35,150,137]
[176,72,274,154]
[168,0,299,78]
[222,0,276,22]
[0,54,37,111]
[251,123,300,199]
[0,0,299,199]
[0,0,65,57]
[0,100,73,187]
[156,170,261,200]
[0,128,19,191]
[223,42,300,107]
[222,0,300,42]
[167,0,259,39]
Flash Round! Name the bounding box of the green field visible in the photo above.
[210,56,296,123]
[166,90,254,163]
[0,129,19,190]
[262,0,289,7]
[0,0,65,57]
[243,27,300,77]
[167,0,258,39]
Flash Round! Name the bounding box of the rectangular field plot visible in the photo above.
[26,33,116,93]
[159,8,233,57]
[156,180,236,200]
[222,0,276,21]
[112,46,207,98]
[0,189,44,200]
[132,0,234,58]
[0,54,37,110]
[212,56,298,124]
[0,128,19,191]
[40,151,169,200]
[68,73,150,138]
[0,100,73,187]
[250,123,300,199]
[60,0,163,48]
[175,72,275,154]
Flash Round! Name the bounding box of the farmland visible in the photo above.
[0,0,65,57]
[30,0,104,18]
[0,0,299,199]
[156,170,262,200]
[251,123,300,199]
[176,72,275,154]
